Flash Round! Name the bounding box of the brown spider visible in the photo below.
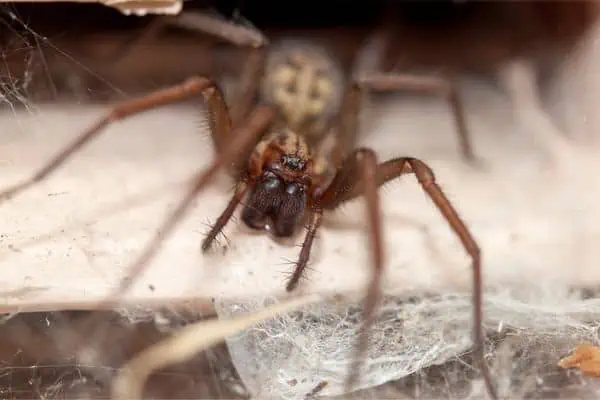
[0,12,496,399]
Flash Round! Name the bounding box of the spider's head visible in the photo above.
[261,39,344,137]
[241,130,314,238]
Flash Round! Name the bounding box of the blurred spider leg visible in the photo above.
[101,105,276,305]
[358,73,475,163]
[161,11,268,126]
[201,80,266,251]
[73,104,273,365]
[286,211,324,292]
[353,24,392,76]
[167,11,268,48]
[112,10,268,63]
[230,45,266,128]
[317,148,382,390]
[119,10,267,127]
[109,16,172,64]
[0,76,222,203]
[317,148,383,391]
[498,59,574,165]
[330,83,363,165]
[319,156,497,399]
[172,12,269,126]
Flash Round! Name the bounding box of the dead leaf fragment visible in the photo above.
[559,344,600,376]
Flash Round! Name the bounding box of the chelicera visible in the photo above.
[0,11,496,399]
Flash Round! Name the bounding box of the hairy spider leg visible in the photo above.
[318,153,496,399]
[104,102,275,305]
[0,77,219,203]
[0,11,269,204]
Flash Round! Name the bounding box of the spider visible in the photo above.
[0,11,496,399]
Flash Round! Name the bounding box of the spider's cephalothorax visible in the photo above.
[260,39,345,139]
[241,129,317,238]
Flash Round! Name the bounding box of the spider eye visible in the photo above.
[281,155,305,171]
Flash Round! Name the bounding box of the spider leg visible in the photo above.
[498,59,574,164]
[285,80,370,291]
[286,211,324,292]
[102,104,275,305]
[112,10,267,128]
[0,76,231,202]
[201,181,249,252]
[314,148,382,392]
[111,10,267,59]
[329,83,363,167]
[151,11,268,48]
[319,155,497,399]
[73,92,273,365]
[162,11,268,127]
[358,73,475,163]
[318,148,383,391]
[101,106,275,306]
[284,82,366,292]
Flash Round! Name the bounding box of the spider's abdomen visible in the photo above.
[260,38,345,138]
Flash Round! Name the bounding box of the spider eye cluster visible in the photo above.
[281,154,305,171]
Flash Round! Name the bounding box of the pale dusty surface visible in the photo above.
[0,81,598,313]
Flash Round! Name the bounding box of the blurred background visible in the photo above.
[2,1,595,102]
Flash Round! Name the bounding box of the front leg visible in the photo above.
[313,148,384,392]
[318,152,497,399]
[286,212,324,292]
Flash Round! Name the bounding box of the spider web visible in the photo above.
[0,7,40,118]
[215,288,600,399]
